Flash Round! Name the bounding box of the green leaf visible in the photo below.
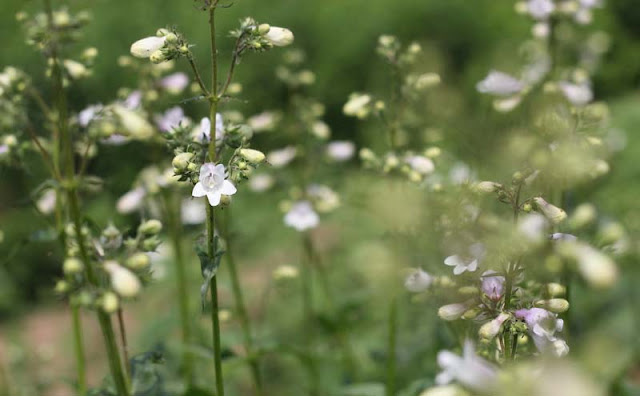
[130,350,166,396]
[196,237,225,310]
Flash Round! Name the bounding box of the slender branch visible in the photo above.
[25,122,61,181]
[186,55,210,96]
[218,38,245,98]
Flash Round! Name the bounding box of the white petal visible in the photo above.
[437,350,460,370]
[453,265,466,275]
[192,182,207,197]
[207,192,222,206]
[444,255,462,267]
[220,180,237,196]
[467,259,478,272]
[435,370,454,386]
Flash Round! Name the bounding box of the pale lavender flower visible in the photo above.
[192,163,237,206]
[476,71,525,96]
[155,106,185,132]
[284,201,319,231]
[78,104,103,127]
[515,307,569,357]
[160,72,189,94]
[404,269,433,292]
[481,270,505,301]
[198,114,224,142]
[435,340,498,393]
[267,146,297,168]
[527,0,555,20]
[326,141,355,162]
[0,145,8,155]
[123,90,142,110]
[558,82,593,106]
[444,243,484,275]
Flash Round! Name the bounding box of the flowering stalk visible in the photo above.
[301,232,320,396]
[70,305,87,394]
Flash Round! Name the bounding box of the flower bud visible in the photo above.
[273,264,299,280]
[113,105,154,140]
[343,94,372,118]
[172,152,194,171]
[359,148,377,162]
[597,222,625,245]
[63,60,89,79]
[104,261,141,298]
[239,148,266,164]
[138,219,162,235]
[258,24,271,35]
[165,33,178,44]
[54,280,69,294]
[557,241,618,288]
[101,291,119,313]
[438,302,469,321]
[535,298,570,313]
[264,27,294,47]
[126,253,150,270]
[474,181,501,194]
[546,283,566,297]
[130,36,166,58]
[149,50,166,64]
[63,257,84,275]
[478,312,510,340]
[533,197,567,224]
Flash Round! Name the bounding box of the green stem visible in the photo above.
[301,233,319,396]
[220,209,262,394]
[117,308,131,377]
[71,305,87,395]
[385,297,397,396]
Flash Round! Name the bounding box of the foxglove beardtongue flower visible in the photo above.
[556,241,618,288]
[515,308,569,357]
[198,115,224,142]
[404,269,433,292]
[481,270,505,301]
[155,106,185,132]
[160,72,189,94]
[264,27,294,47]
[104,261,142,298]
[248,173,275,192]
[267,146,297,167]
[406,155,435,175]
[117,187,146,214]
[192,163,237,206]
[444,243,484,275]
[476,71,525,96]
[130,36,167,58]
[78,104,103,127]
[518,213,548,243]
[438,302,472,321]
[478,312,510,340]
[558,81,593,106]
[533,197,567,224]
[527,0,555,20]
[435,340,498,393]
[113,105,154,140]
[326,141,356,162]
[284,201,319,231]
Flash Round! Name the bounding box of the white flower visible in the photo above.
[307,184,340,213]
[264,27,294,47]
[533,197,567,224]
[527,0,555,20]
[419,385,470,396]
[181,199,206,225]
[343,93,372,118]
[438,302,471,321]
[104,261,141,298]
[192,163,237,207]
[449,162,474,185]
[36,189,57,215]
[515,308,568,357]
[63,60,89,79]
[267,146,297,167]
[406,155,435,175]
[551,233,577,242]
[284,201,319,231]
[113,105,154,140]
[248,174,275,192]
[130,36,166,58]
[518,213,549,243]
[532,22,550,38]
[478,312,510,340]
[160,72,189,94]
[493,96,522,112]
[558,82,593,106]
[196,115,224,142]
[476,71,525,96]
[556,241,617,288]
[444,243,484,275]
[311,121,331,140]
[78,104,103,127]
[404,268,433,292]
[435,340,498,393]
[117,187,146,214]
[155,106,185,132]
[247,111,280,132]
[123,90,142,110]
[326,141,355,161]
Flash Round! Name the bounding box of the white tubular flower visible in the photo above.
[481,270,505,301]
[36,189,57,215]
[247,111,280,132]
[444,243,484,275]
[239,148,266,164]
[558,82,593,106]
[117,187,146,214]
[264,27,294,47]
[155,106,185,132]
[130,36,166,58]
[78,104,103,127]
[192,163,237,207]
[343,93,372,118]
[476,71,525,96]
[197,114,224,142]
[326,141,355,162]
[533,197,567,224]
[113,105,154,140]
[557,241,618,288]
[527,0,555,20]
[159,72,189,94]
[267,146,297,167]
[104,261,141,298]
[404,268,433,293]
[63,60,89,79]
[406,155,435,175]
[478,312,510,340]
[515,308,568,357]
[284,201,319,231]
[307,184,340,213]
[435,340,498,393]
[248,173,275,192]
[518,213,549,244]
[438,302,471,321]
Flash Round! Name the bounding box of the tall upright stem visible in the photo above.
[301,233,320,396]
[70,305,87,394]
[385,297,398,396]
[207,5,224,395]
[220,209,262,393]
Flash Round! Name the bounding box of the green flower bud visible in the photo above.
[54,280,69,294]
[535,298,570,313]
[546,283,566,297]
[474,181,501,194]
[138,219,162,235]
[165,33,178,44]
[126,253,150,270]
[150,50,166,64]
[239,148,266,164]
[63,258,84,275]
[258,23,271,35]
[172,152,194,171]
[101,291,119,313]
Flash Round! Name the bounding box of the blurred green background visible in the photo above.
[0,0,639,394]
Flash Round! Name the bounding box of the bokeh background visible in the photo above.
[0,0,639,394]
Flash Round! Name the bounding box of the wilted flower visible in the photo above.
[515,307,568,357]
[481,270,505,301]
[404,268,433,292]
[192,163,237,206]
[267,146,297,167]
[326,141,355,161]
[476,71,525,96]
[130,36,166,58]
[284,201,319,231]
[436,340,498,393]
